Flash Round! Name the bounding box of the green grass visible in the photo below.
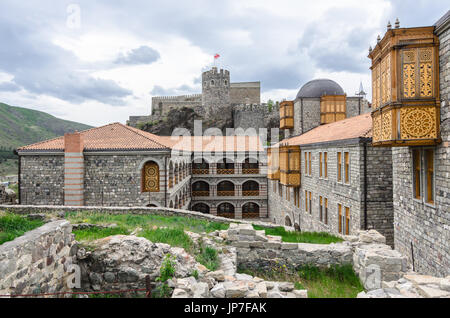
[0,213,45,244]
[72,226,130,241]
[65,212,229,235]
[238,264,364,298]
[8,183,18,195]
[196,246,220,271]
[139,227,195,253]
[252,225,343,244]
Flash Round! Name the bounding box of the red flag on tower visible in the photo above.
[214,53,220,59]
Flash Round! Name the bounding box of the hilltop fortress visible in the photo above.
[127,67,279,132]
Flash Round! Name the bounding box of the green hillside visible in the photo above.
[0,102,93,177]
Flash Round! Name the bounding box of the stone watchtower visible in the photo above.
[202,67,231,119]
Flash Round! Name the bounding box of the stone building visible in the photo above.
[127,67,262,128]
[16,123,267,220]
[282,78,371,138]
[368,13,450,277]
[267,114,394,245]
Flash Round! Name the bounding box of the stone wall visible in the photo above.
[391,18,450,278]
[268,139,394,246]
[233,103,280,132]
[230,82,260,105]
[0,220,76,296]
[20,155,65,206]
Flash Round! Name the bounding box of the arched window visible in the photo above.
[217,159,234,174]
[147,204,158,207]
[294,223,301,231]
[192,181,210,197]
[174,195,179,209]
[192,159,209,174]
[211,80,215,86]
[242,202,260,219]
[168,161,174,188]
[242,181,259,196]
[142,161,160,192]
[192,203,210,214]
[174,163,179,185]
[217,181,235,196]
[285,216,292,227]
[242,158,259,174]
[169,201,174,208]
[217,202,235,219]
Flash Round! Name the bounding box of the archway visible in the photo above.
[192,158,209,174]
[217,202,235,219]
[217,158,234,174]
[242,202,260,219]
[192,181,210,197]
[217,181,235,196]
[192,203,210,214]
[242,180,259,196]
[242,158,259,174]
[285,216,292,227]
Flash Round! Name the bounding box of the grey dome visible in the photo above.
[296,79,345,99]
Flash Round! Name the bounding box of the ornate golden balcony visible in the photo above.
[280,101,294,130]
[369,26,440,147]
[279,145,301,187]
[267,147,280,180]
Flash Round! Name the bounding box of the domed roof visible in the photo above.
[296,79,345,99]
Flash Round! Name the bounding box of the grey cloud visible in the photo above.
[150,84,198,96]
[115,46,160,65]
[0,81,21,92]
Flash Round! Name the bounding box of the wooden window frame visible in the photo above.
[309,191,312,214]
[324,198,328,225]
[324,152,328,179]
[338,204,342,234]
[319,196,323,222]
[344,152,350,184]
[412,148,435,206]
[305,190,308,212]
[308,152,312,176]
[337,152,342,182]
[345,207,350,235]
[319,153,323,178]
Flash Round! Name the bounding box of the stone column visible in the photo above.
[236,163,242,174]
[235,204,242,219]
[210,205,217,216]
[64,132,84,206]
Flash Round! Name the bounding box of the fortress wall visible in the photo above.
[230,82,261,105]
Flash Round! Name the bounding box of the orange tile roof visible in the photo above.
[17,123,170,151]
[278,113,372,147]
[17,122,265,152]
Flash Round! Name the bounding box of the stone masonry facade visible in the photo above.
[268,139,394,246]
[391,13,450,278]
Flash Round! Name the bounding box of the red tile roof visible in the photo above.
[278,113,372,147]
[17,123,169,151]
[17,122,265,152]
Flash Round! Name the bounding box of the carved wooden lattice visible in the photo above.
[381,110,392,141]
[142,161,159,192]
[372,114,381,143]
[400,107,437,140]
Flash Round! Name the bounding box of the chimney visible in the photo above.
[64,132,84,206]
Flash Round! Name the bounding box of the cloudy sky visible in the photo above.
[0,1,447,127]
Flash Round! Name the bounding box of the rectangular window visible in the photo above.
[344,152,350,184]
[279,183,283,198]
[413,149,421,200]
[305,190,308,212]
[324,152,328,178]
[337,152,342,182]
[425,149,434,204]
[345,207,350,235]
[413,148,435,204]
[319,196,323,221]
[287,187,291,202]
[324,198,328,224]
[338,204,342,233]
[308,152,312,176]
[305,152,308,174]
[294,187,300,208]
[319,153,323,178]
[309,192,312,214]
